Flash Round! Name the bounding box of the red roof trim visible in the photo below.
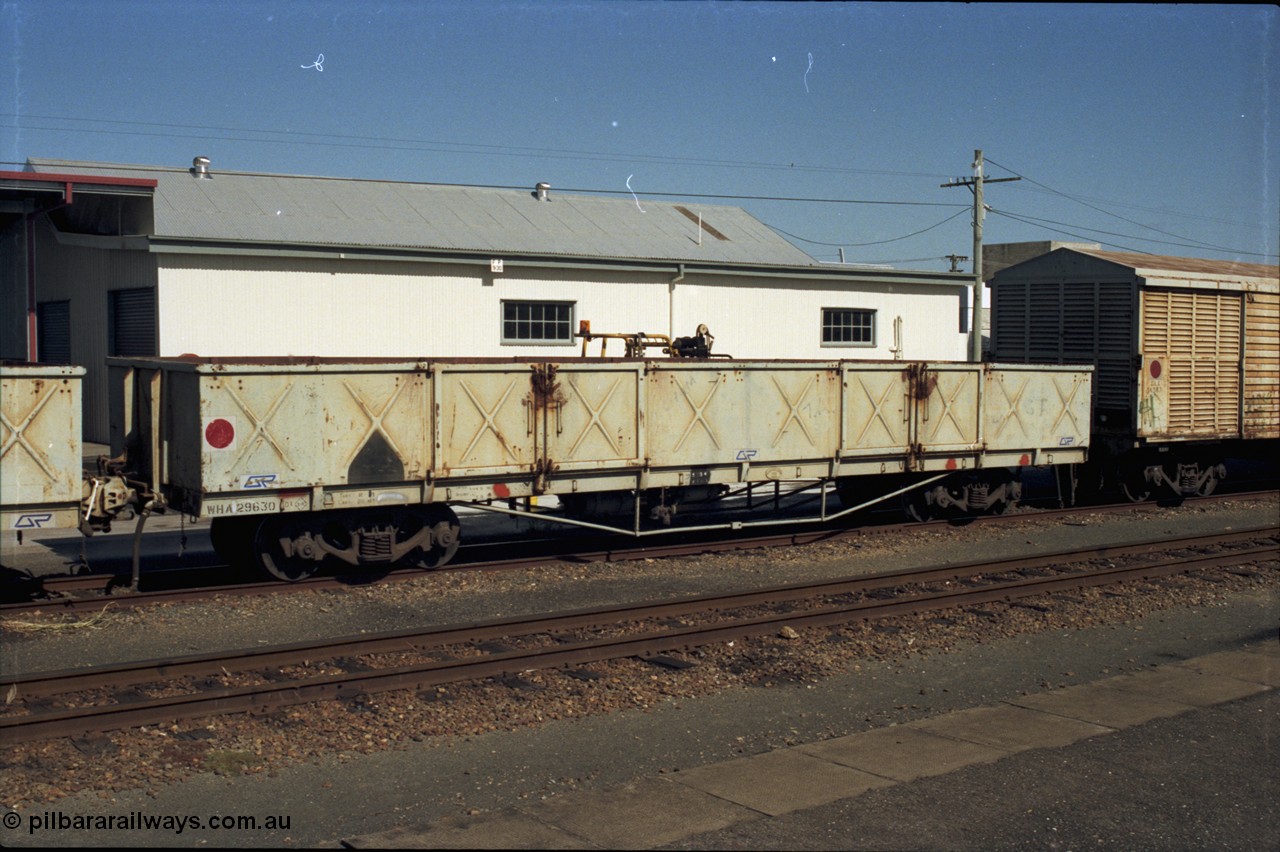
[0,170,157,188]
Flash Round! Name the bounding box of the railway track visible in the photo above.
[3,488,1275,615]
[2,524,1274,746]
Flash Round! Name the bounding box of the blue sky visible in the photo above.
[2,1,1276,270]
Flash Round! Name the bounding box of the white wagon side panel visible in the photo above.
[187,369,431,492]
[105,356,1093,521]
[547,363,643,472]
[435,364,538,477]
[983,366,1093,462]
[916,365,982,456]
[0,364,85,530]
[644,363,842,469]
[840,365,912,459]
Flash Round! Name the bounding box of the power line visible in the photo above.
[766,209,968,247]
[990,209,1154,255]
[0,112,953,180]
[0,158,965,208]
[985,156,1275,255]
[861,256,949,265]
[1002,181,1268,231]
[993,207,1279,258]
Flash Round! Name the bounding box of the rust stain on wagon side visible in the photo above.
[906,364,938,400]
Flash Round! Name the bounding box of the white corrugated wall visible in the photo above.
[155,255,671,358]
[157,255,969,363]
[673,275,969,361]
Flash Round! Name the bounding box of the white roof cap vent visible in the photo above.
[534,181,550,201]
[192,156,211,178]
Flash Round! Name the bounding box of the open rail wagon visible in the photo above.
[2,357,1092,581]
[114,356,1094,579]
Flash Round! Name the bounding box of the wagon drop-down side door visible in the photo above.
[535,362,644,491]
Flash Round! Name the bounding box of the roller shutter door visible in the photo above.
[108,288,156,357]
[36,300,71,364]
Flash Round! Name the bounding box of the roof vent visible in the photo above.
[192,156,211,179]
[534,182,550,201]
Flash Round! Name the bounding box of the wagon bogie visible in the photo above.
[1111,450,1228,503]
[244,504,462,582]
[902,468,1022,521]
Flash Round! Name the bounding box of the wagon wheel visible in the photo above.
[421,504,462,569]
[901,489,935,522]
[254,516,322,582]
[1118,466,1152,503]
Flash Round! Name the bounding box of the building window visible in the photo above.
[821,308,875,347]
[501,300,575,345]
[108,288,157,357]
[36,301,71,364]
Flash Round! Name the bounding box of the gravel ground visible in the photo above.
[0,495,1275,814]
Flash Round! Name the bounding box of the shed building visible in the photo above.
[3,158,973,441]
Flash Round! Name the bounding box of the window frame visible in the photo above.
[500,299,576,346]
[820,307,876,348]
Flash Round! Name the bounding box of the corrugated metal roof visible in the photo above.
[1073,248,1279,282]
[27,158,820,267]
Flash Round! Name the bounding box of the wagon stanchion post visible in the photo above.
[129,499,155,592]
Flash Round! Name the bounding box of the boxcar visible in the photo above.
[990,248,1279,499]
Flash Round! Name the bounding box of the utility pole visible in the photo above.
[945,254,969,273]
[942,150,1019,362]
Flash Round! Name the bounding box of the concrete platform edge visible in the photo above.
[335,641,1278,849]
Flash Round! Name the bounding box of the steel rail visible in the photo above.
[6,523,1276,700]
[1,529,1274,745]
[5,489,1276,615]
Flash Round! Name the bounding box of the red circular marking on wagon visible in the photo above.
[1149,360,1162,379]
[1020,453,1031,466]
[492,483,511,498]
[205,418,235,449]
[945,458,957,470]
